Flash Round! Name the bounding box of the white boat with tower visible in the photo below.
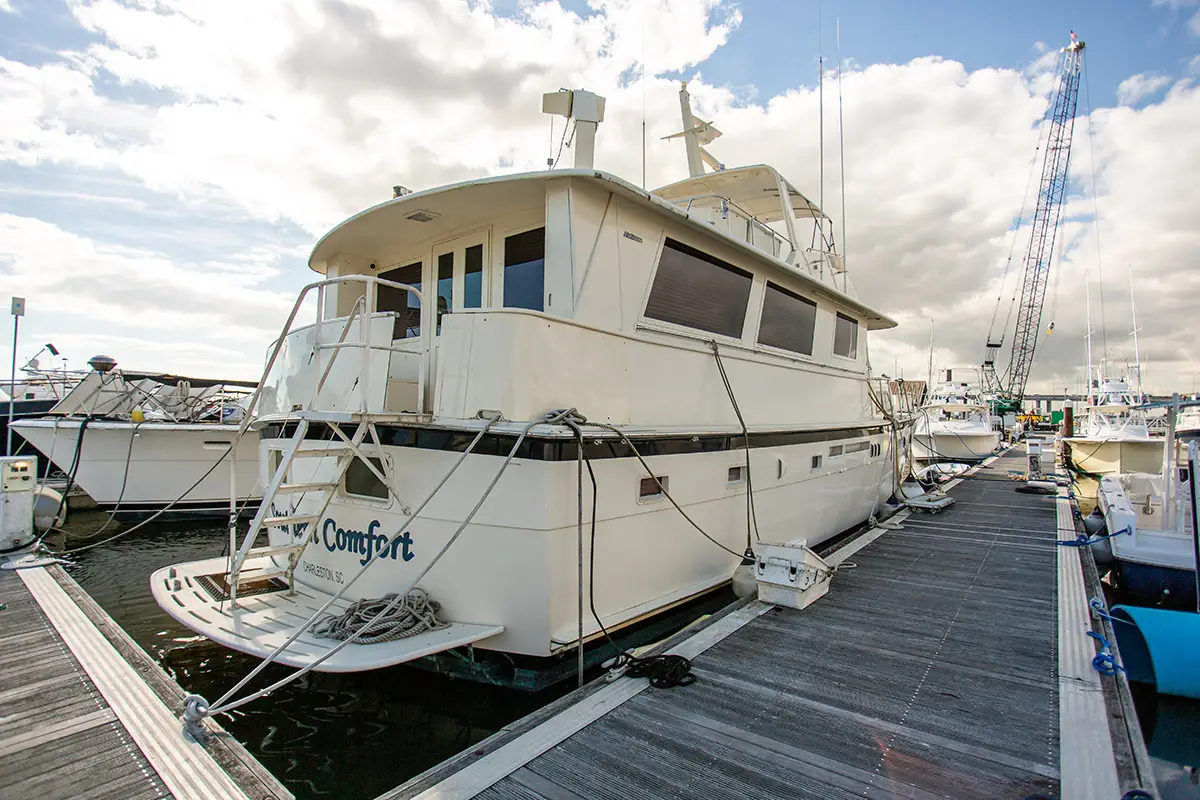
[912,369,1001,462]
[151,86,909,683]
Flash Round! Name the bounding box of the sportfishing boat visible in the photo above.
[1063,358,1161,476]
[1177,402,1200,443]
[151,85,907,680]
[912,370,1001,462]
[13,356,260,517]
[1092,433,1198,609]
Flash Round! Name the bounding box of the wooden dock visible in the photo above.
[0,561,293,800]
[385,448,1157,800]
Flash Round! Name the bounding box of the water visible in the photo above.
[49,514,569,800]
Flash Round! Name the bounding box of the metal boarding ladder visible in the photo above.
[225,417,400,608]
[223,274,431,609]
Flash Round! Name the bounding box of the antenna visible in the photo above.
[836,16,847,263]
[641,9,647,189]
[1085,271,1094,403]
[817,0,824,221]
[927,319,935,393]
[1128,264,1143,399]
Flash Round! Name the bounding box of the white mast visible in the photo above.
[1128,265,1143,400]
[927,320,935,396]
[1085,272,1095,404]
[836,17,847,262]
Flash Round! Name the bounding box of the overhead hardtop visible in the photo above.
[654,164,823,222]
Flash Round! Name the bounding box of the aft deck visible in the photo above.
[0,562,292,800]
[383,448,1156,800]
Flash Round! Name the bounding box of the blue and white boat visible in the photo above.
[1093,438,1199,609]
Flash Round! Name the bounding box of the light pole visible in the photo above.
[8,297,25,456]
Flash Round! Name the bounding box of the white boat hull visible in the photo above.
[153,422,898,664]
[1064,437,1163,477]
[912,430,1000,462]
[12,418,261,513]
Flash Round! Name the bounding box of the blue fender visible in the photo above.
[1111,605,1200,700]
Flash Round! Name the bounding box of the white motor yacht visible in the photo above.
[912,370,1001,462]
[151,86,910,679]
[14,356,261,517]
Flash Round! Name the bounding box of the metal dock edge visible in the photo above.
[0,562,293,800]
[382,448,1157,800]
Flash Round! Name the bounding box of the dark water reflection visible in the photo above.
[54,515,567,800]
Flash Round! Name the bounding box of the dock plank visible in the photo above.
[0,562,294,800]
[396,449,1149,800]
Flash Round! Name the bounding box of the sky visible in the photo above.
[0,0,1198,396]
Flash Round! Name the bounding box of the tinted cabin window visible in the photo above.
[503,227,545,311]
[643,238,752,338]
[436,253,454,332]
[464,244,484,309]
[834,312,859,359]
[345,457,388,500]
[377,262,422,339]
[758,282,817,356]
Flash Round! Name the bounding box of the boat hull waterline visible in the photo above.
[13,419,261,514]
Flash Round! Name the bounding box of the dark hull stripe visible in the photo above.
[258,420,899,462]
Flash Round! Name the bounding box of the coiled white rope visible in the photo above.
[311,588,448,644]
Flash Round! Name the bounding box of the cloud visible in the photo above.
[0,213,294,377]
[1116,73,1172,105]
[0,0,1196,395]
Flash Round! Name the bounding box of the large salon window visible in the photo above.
[377,261,422,339]
[503,227,545,311]
[643,238,752,338]
[757,281,817,356]
[834,312,859,359]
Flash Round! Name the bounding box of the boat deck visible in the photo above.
[385,449,1156,800]
[0,562,293,800]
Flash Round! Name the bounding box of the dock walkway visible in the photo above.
[0,562,292,800]
[389,449,1155,800]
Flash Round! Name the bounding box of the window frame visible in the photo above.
[755,280,819,359]
[341,453,394,505]
[639,236,754,342]
[833,311,860,361]
[500,225,547,312]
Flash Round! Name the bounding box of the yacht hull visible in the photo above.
[12,418,261,515]
[1096,473,1197,609]
[153,422,898,666]
[1064,437,1163,476]
[912,431,1000,462]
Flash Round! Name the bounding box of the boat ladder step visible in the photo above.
[262,514,319,528]
[247,544,307,560]
[275,482,339,495]
[291,446,354,458]
[241,567,292,584]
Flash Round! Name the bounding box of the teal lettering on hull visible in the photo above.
[318,518,414,565]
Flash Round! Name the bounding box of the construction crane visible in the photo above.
[982,32,1086,410]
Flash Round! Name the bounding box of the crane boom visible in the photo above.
[982,33,1085,405]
